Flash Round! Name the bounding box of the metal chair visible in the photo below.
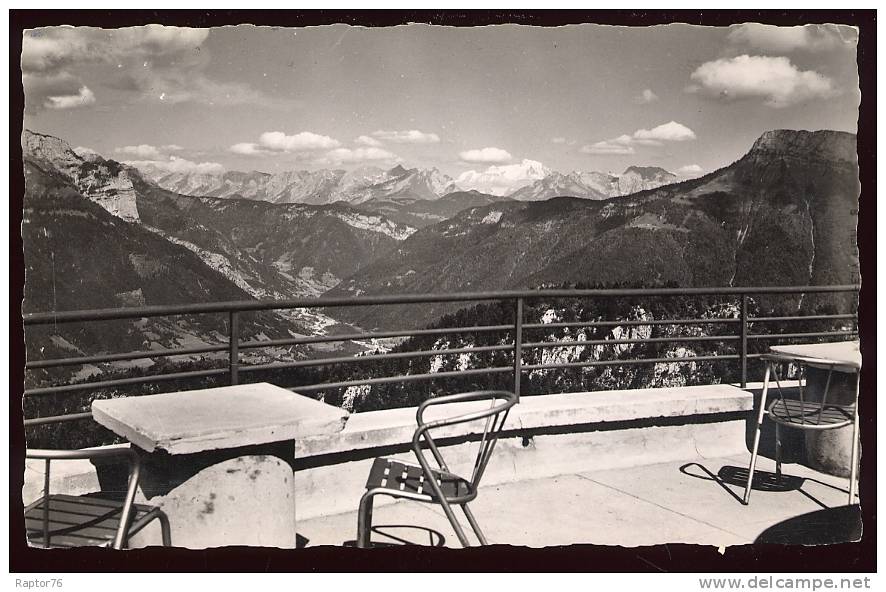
[743,352,860,505]
[356,390,518,548]
[24,447,171,549]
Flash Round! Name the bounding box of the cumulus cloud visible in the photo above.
[229,142,265,156]
[371,129,440,144]
[22,25,288,111]
[116,144,163,160]
[323,147,399,164]
[689,55,836,108]
[259,131,340,152]
[633,121,697,143]
[162,144,184,151]
[459,147,513,164]
[230,131,341,155]
[45,85,95,109]
[676,164,704,177]
[634,88,659,104]
[727,23,855,53]
[125,155,225,175]
[581,121,696,155]
[355,135,383,147]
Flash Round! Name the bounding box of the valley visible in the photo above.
[21,128,860,392]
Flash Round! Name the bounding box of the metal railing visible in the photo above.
[22,285,859,427]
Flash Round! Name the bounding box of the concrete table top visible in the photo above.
[92,382,349,455]
[769,340,861,371]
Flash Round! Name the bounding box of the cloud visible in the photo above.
[633,121,696,143]
[229,142,265,156]
[269,132,341,152]
[125,155,224,175]
[458,147,513,164]
[634,89,659,104]
[230,131,341,155]
[323,147,399,164]
[581,121,696,155]
[162,144,184,151]
[22,25,289,110]
[23,72,95,112]
[676,164,704,177]
[355,135,383,147]
[259,131,340,152]
[45,85,95,109]
[116,144,163,159]
[689,55,836,108]
[371,129,440,144]
[22,25,209,74]
[581,140,635,155]
[727,23,855,53]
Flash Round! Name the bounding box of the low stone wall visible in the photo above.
[22,384,754,539]
[292,384,752,520]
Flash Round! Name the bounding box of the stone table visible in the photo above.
[92,382,348,548]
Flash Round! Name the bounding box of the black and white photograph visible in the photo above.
[10,10,875,576]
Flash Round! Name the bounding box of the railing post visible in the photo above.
[229,311,239,385]
[513,297,523,401]
[740,293,748,389]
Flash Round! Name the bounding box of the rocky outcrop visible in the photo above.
[23,130,141,223]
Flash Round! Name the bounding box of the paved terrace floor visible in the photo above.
[297,453,859,548]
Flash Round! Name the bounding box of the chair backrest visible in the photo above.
[411,390,518,493]
[26,447,142,549]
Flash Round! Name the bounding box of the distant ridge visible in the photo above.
[326,129,860,330]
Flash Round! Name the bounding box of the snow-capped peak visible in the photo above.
[455,159,552,196]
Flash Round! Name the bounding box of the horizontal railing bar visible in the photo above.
[23,285,860,325]
[25,344,230,369]
[23,368,228,397]
[523,354,740,371]
[23,412,94,427]
[748,314,858,323]
[523,335,740,349]
[238,344,514,372]
[289,366,514,392]
[238,324,513,350]
[747,331,858,341]
[524,318,741,330]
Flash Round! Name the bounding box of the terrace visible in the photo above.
[19,285,864,550]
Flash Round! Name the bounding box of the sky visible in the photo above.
[21,23,860,192]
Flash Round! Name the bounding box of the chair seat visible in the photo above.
[366,458,473,502]
[768,398,854,429]
[25,494,161,548]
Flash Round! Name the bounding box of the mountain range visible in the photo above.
[327,129,860,329]
[22,130,412,364]
[134,157,683,206]
[22,128,860,343]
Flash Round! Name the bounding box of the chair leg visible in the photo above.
[157,511,172,547]
[438,498,471,547]
[848,394,861,504]
[461,504,488,546]
[744,362,772,505]
[774,423,782,480]
[356,490,376,549]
